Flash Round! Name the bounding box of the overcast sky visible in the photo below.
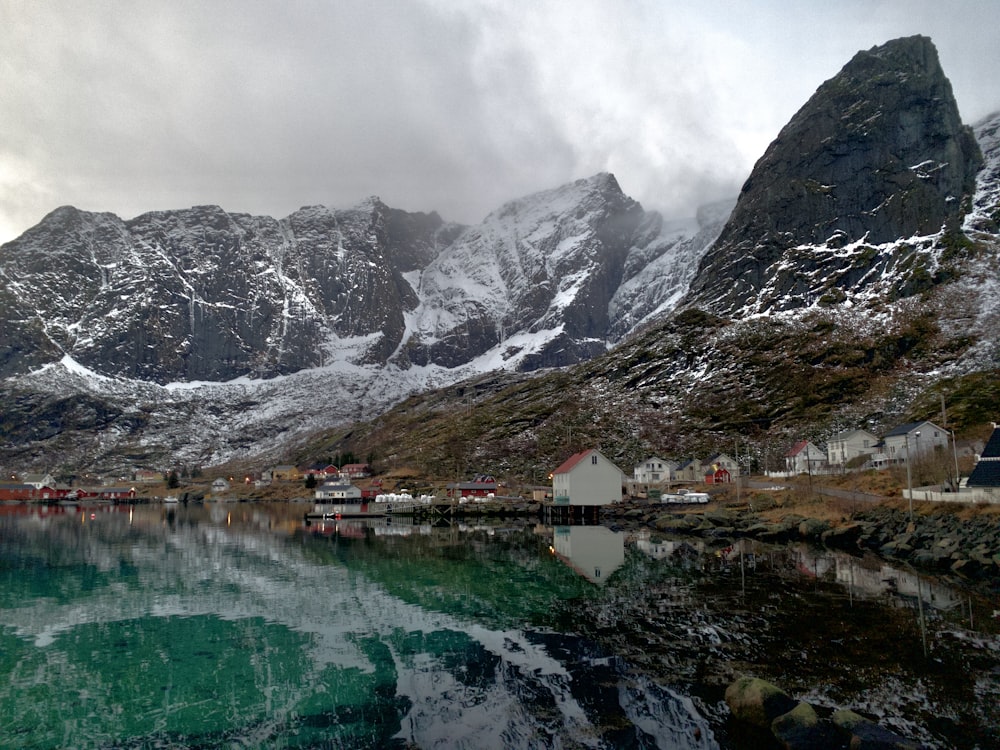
[2,0,999,245]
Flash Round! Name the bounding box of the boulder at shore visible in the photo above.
[724,677,797,729]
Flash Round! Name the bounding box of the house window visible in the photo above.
[591,455,598,465]
[594,568,601,578]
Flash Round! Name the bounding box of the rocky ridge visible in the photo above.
[687,35,983,316]
[0,175,724,472]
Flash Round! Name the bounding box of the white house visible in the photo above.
[315,481,362,501]
[552,449,624,506]
[21,472,56,489]
[211,478,231,493]
[704,453,739,482]
[826,429,878,467]
[675,458,704,483]
[878,421,950,465]
[633,457,675,484]
[551,525,625,584]
[784,441,825,474]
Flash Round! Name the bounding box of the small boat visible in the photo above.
[660,491,710,505]
[164,495,180,504]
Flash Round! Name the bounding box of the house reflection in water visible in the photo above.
[551,525,625,584]
[633,529,705,560]
[794,547,964,611]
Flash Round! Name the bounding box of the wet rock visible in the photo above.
[832,709,927,749]
[751,522,798,542]
[880,540,913,557]
[771,702,842,750]
[911,550,937,567]
[724,677,797,729]
[950,558,978,576]
[704,511,737,526]
[705,526,736,539]
[653,514,700,533]
[821,523,864,549]
[798,518,831,540]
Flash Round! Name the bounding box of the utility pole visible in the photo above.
[941,392,961,492]
[905,433,914,521]
[735,436,740,506]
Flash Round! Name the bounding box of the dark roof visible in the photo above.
[967,460,1000,487]
[980,427,1000,459]
[884,421,943,438]
[967,427,1000,487]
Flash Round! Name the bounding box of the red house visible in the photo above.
[340,463,372,479]
[447,474,498,498]
[705,467,731,484]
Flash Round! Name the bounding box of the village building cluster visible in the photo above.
[3,421,998,506]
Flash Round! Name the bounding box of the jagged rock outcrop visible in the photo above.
[396,173,711,369]
[687,35,983,315]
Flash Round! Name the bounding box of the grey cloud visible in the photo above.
[2,0,998,244]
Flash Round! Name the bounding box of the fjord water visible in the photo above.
[1,503,997,749]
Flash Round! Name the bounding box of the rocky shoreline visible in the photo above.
[725,676,929,750]
[596,502,1000,588]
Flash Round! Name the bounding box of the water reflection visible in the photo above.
[550,525,626,584]
[2,502,998,749]
[0,504,719,749]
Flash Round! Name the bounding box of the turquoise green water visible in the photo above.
[0,506,713,748]
[1,504,997,749]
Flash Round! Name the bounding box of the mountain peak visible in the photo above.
[484,172,634,226]
[856,34,938,68]
[686,35,983,315]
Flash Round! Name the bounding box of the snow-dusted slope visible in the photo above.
[396,173,714,370]
[0,175,716,472]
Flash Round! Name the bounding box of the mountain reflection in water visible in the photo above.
[0,502,997,749]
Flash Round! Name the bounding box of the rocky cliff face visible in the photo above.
[0,172,719,472]
[0,174,715,386]
[0,200,450,382]
[687,35,983,315]
[396,174,724,370]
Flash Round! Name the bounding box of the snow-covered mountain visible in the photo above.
[1,35,997,478]
[0,175,723,473]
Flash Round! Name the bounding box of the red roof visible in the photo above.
[785,440,811,457]
[553,449,597,475]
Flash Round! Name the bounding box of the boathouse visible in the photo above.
[315,481,363,501]
[551,449,624,506]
